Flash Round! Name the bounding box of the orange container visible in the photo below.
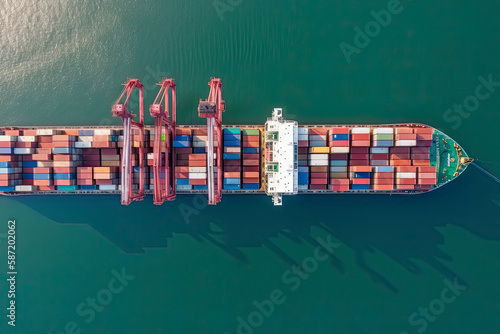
[396,166,417,172]
[4,130,21,136]
[412,127,434,134]
[175,166,189,173]
[38,136,53,143]
[77,167,93,173]
[63,130,79,136]
[188,154,206,161]
[35,148,52,154]
[243,141,259,148]
[395,127,413,134]
[373,178,393,185]
[308,128,328,135]
[351,134,370,140]
[193,129,208,135]
[189,179,207,185]
[77,173,93,179]
[390,160,412,166]
[92,141,116,148]
[176,128,192,135]
[416,134,433,140]
[33,180,53,186]
[224,172,241,178]
[242,160,259,166]
[32,154,51,160]
[77,179,94,185]
[39,186,56,191]
[349,166,372,172]
[412,160,430,166]
[352,178,370,185]
[418,166,436,173]
[396,184,415,189]
[33,167,52,174]
[395,134,417,140]
[372,185,394,190]
[53,167,76,173]
[38,143,54,149]
[189,160,207,167]
[243,171,259,178]
[54,179,76,186]
[23,130,37,136]
[330,178,349,185]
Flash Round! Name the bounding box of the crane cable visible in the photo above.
[471,162,500,184]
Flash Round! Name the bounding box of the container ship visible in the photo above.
[0,78,473,206]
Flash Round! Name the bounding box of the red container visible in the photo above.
[243,160,259,166]
[390,160,411,166]
[38,143,54,148]
[0,142,15,148]
[84,154,100,161]
[372,185,393,190]
[83,148,100,155]
[298,147,308,154]
[330,178,349,185]
[351,134,370,141]
[33,167,52,174]
[330,153,349,160]
[411,147,430,154]
[391,153,410,160]
[418,166,436,173]
[373,172,394,179]
[390,147,411,154]
[418,172,436,179]
[101,148,117,155]
[77,179,94,185]
[53,155,74,161]
[311,172,328,179]
[395,127,413,134]
[351,140,370,147]
[52,135,75,141]
[412,127,434,134]
[176,154,189,160]
[243,154,260,159]
[395,134,417,140]
[349,160,370,166]
[224,160,240,166]
[176,160,189,166]
[411,153,429,160]
[310,178,327,185]
[329,185,350,191]
[189,179,207,185]
[175,147,192,154]
[396,184,415,189]
[32,154,51,160]
[77,173,93,179]
[350,154,369,160]
[416,140,433,147]
[330,140,349,147]
[93,141,116,148]
[224,166,242,172]
[373,178,393,185]
[351,147,369,154]
[176,128,192,135]
[95,179,116,185]
[416,134,433,140]
[38,186,56,191]
[77,167,93,173]
[38,136,53,143]
[330,128,349,134]
[82,161,101,167]
[309,184,327,190]
[370,153,389,160]
[243,166,259,172]
[4,130,21,136]
[309,128,328,135]
[350,166,372,172]
[298,141,309,147]
[52,141,75,148]
[175,167,189,173]
[396,166,417,172]
[416,185,433,190]
[16,142,37,148]
[243,178,259,184]
[54,179,76,186]
[54,167,76,173]
[33,180,53,186]
[396,178,416,185]
[352,178,370,185]
[244,142,259,148]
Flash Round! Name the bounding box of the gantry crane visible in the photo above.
[198,78,225,205]
[149,78,177,205]
[111,79,145,205]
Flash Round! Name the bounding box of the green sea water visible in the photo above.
[1,1,500,333]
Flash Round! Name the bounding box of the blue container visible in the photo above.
[375,166,393,172]
[0,162,12,167]
[242,183,259,190]
[23,173,34,179]
[0,186,15,191]
[243,147,259,154]
[223,184,241,190]
[34,174,51,180]
[57,185,79,191]
[23,161,38,167]
[79,130,94,136]
[298,167,309,173]
[224,141,241,147]
[354,172,371,178]
[193,185,208,190]
[110,136,118,142]
[175,178,189,185]
[173,140,191,148]
[0,168,15,174]
[373,140,393,147]
[298,173,309,185]
[351,184,370,190]
[175,135,191,141]
[223,153,240,160]
[52,148,76,154]
[223,178,241,185]
[193,147,206,153]
[330,160,348,166]
[224,134,241,141]
[80,185,99,190]
[54,173,76,180]
[223,128,241,134]
[331,134,349,141]
[0,148,14,154]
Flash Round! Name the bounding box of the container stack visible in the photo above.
[174,128,193,191]
[395,166,417,190]
[395,127,416,147]
[414,127,434,147]
[223,128,241,190]
[77,167,96,189]
[350,128,370,167]
[188,153,207,190]
[82,148,101,168]
[94,167,119,190]
[417,166,437,189]
[328,128,349,191]
[192,129,208,152]
[52,134,79,191]
[372,128,394,147]
[370,147,389,166]
[390,147,411,166]
[411,147,431,166]
[0,133,21,191]
[297,128,309,190]
[241,129,260,190]
[308,128,328,190]
[76,129,94,149]
[349,166,372,190]
[372,166,394,190]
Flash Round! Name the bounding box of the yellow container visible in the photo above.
[310,147,330,154]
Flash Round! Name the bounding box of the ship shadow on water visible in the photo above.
[13,166,500,293]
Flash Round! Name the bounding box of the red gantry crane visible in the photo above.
[149,78,177,205]
[198,78,225,205]
[111,79,145,205]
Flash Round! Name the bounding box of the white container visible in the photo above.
[298,128,309,135]
[397,172,416,179]
[99,185,119,191]
[188,167,207,172]
[14,148,35,154]
[370,147,389,153]
[330,147,349,153]
[309,160,328,166]
[94,129,114,135]
[75,142,92,148]
[193,136,208,141]
[351,127,371,134]
[192,141,206,147]
[147,153,154,160]
[298,135,309,141]
[298,184,308,190]
[78,136,93,142]
[189,172,207,179]
[38,161,53,167]
[395,140,417,146]
[308,154,328,160]
[224,147,241,153]
[176,185,193,190]
[373,128,394,134]
[36,129,57,136]
[15,185,38,191]
[330,166,348,172]
[309,135,326,141]
[0,136,16,142]
[18,136,37,142]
